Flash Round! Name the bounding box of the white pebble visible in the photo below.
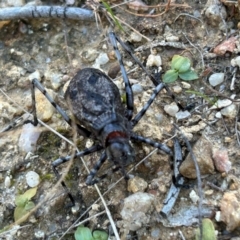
[132,84,143,94]
[181,81,191,89]
[29,70,41,82]
[175,110,191,120]
[231,56,240,67]
[189,190,199,204]
[221,104,237,118]
[172,85,182,93]
[130,32,142,42]
[166,35,179,42]
[215,112,222,119]
[95,53,109,65]
[146,54,162,67]
[209,73,224,87]
[18,123,42,153]
[26,171,40,187]
[4,176,11,188]
[164,103,179,117]
[216,99,232,108]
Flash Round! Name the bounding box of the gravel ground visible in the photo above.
[1,0,240,239]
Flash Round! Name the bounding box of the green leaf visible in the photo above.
[171,55,191,73]
[14,206,28,222]
[102,1,124,31]
[15,195,28,207]
[163,69,178,83]
[92,230,108,240]
[179,69,198,81]
[195,218,216,240]
[22,187,37,200]
[24,201,35,211]
[75,226,94,240]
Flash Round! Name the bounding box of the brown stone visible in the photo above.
[179,136,215,179]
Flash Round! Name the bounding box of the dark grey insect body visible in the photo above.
[65,68,135,167]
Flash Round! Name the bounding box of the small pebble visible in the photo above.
[146,54,162,67]
[215,112,222,119]
[204,2,227,26]
[81,49,98,63]
[212,149,231,173]
[181,81,191,89]
[165,35,179,42]
[164,103,179,117]
[172,85,182,93]
[220,191,240,231]
[18,123,42,153]
[132,84,143,94]
[130,32,142,42]
[216,99,232,108]
[34,230,45,239]
[175,110,191,120]
[127,176,148,193]
[209,73,224,87]
[4,176,11,188]
[221,104,237,118]
[29,70,41,82]
[95,53,109,66]
[231,56,240,67]
[26,171,40,187]
[189,190,199,204]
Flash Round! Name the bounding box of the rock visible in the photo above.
[212,149,231,173]
[208,73,224,87]
[81,49,98,63]
[172,85,182,93]
[127,176,148,193]
[175,110,191,120]
[220,191,240,231]
[216,99,232,108]
[130,32,142,42]
[44,70,63,90]
[181,81,191,89]
[35,88,55,121]
[118,192,154,231]
[164,102,179,117]
[26,171,40,187]
[231,56,240,67]
[18,123,42,153]
[180,136,215,179]
[4,176,11,188]
[189,190,199,204]
[215,112,222,119]
[29,70,41,82]
[146,54,162,67]
[221,104,237,118]
[204,1,227,26]
[94,53,109,66]
[132,84,143,94]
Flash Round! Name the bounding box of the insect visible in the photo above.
[28,32,182,206]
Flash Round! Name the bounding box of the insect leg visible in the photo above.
[30,79,91,137]
[131,133,173,156]
[112,32,160,86]
[131,82,164,127]
[52,144,103,205]
[85,151,108,185]
[112,33,184,110]
[109,32,134,120]
[160,138,184,217]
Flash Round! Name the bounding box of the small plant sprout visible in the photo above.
[14,187,37,222]
[74,226,108,240]
[163,55,198,83]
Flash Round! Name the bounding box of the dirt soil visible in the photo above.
[1,0,240,239]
